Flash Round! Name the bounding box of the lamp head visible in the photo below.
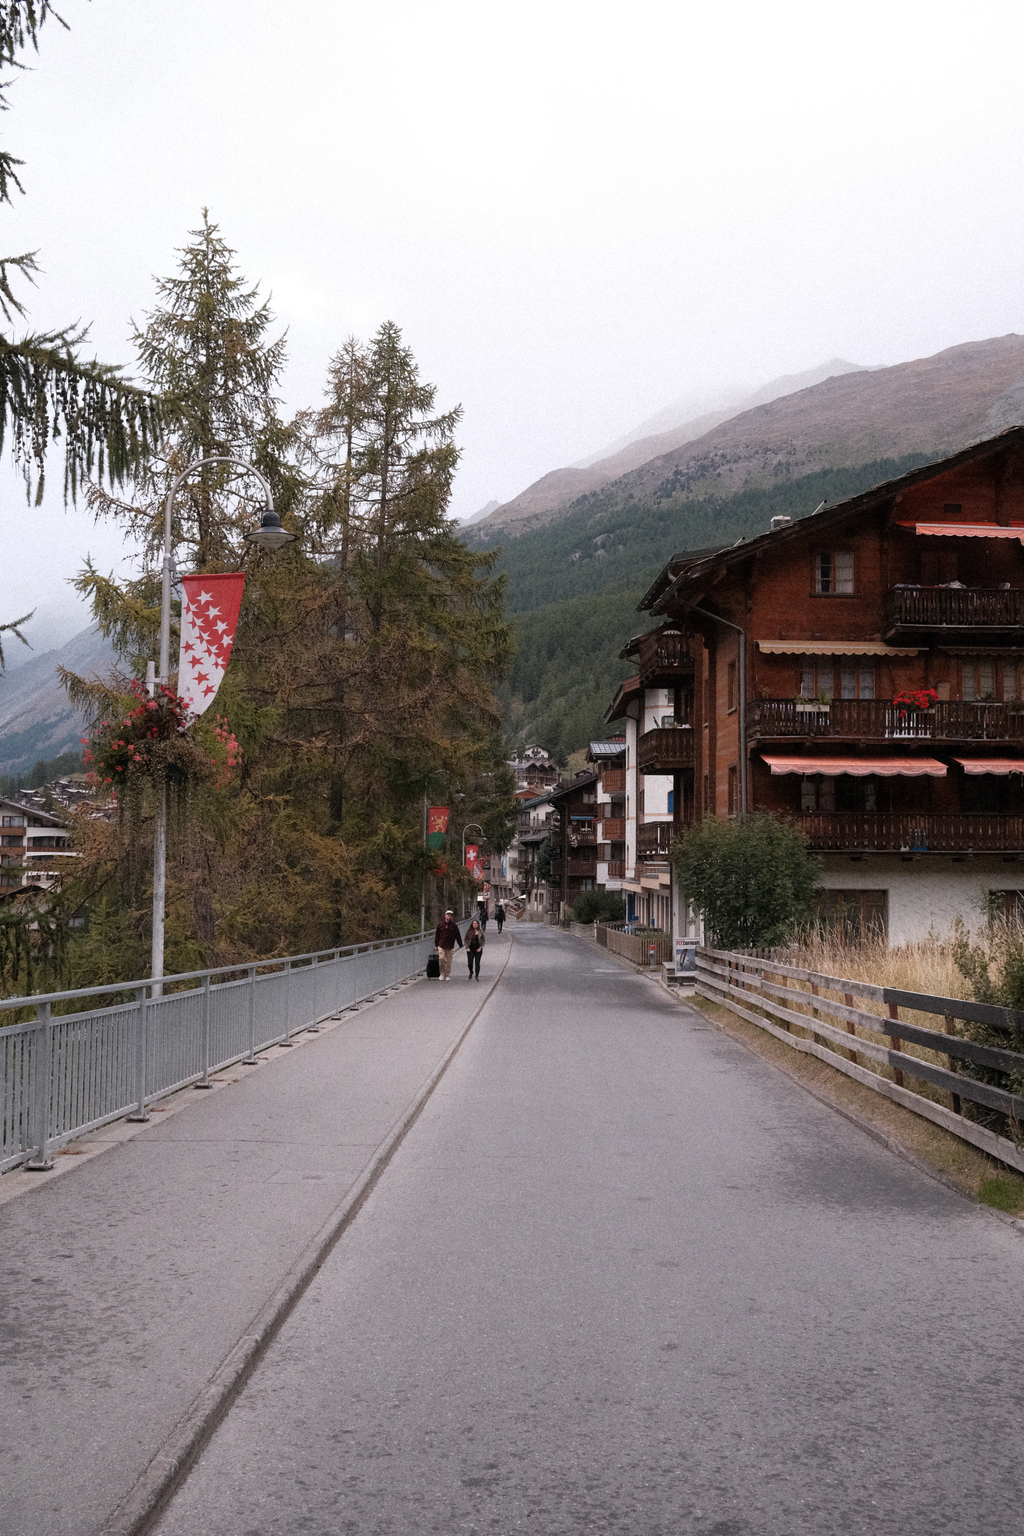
[244,508,297,551]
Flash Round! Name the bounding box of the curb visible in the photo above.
[98,936,515,1536]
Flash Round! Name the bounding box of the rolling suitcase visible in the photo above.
[426,951,441,979]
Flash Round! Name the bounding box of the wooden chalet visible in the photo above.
[630,426,1024,942]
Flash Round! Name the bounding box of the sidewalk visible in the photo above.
[0,933,510,1536]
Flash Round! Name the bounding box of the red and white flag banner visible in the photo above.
[177,573,245,718]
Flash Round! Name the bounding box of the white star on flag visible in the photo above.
[176,573,246,716]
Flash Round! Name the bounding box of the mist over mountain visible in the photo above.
[477,335,1024,539]
[467,333,1024,760]
[0,626,113,774]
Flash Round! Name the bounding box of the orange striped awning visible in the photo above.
[954,759,1024,776]
[898,521,1024,541]
[762,755,946,778]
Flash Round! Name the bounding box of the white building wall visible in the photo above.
[819,856,1024,945]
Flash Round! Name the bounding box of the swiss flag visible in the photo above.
[177,574,245,717]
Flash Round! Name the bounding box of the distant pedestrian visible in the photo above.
[477,900,488,930]
[433,909,463,981]
[466,919,485,980]
[495,904,506,933]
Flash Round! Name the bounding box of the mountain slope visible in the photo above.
[0,625,114,774]
[481,334,1024,538]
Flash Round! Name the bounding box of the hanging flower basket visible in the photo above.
[84,682,239,794]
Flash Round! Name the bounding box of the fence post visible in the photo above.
[844,992,859,1064]
[887,1001,904,1086]
[26,1002,55,1171]
[195,973,213,1088]
[307,955,323,1033]
[279,960,295,1046]
[944,1015,961,1114]
[127,987,150,1121]
[242,966,259,1065]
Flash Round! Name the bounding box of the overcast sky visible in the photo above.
[5,0,1024,650]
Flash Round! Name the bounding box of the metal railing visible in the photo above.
[0,931,437,1174]
[637,821,674,858]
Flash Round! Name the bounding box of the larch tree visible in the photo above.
[0,2,160,504]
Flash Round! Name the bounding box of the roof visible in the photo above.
[546,771,598,803]
[586,739,626,761]
[0,796,62,826]
[647,426,1024,617]
[638,548,729,613]
[604,676,642,725]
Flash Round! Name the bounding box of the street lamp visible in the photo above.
[461,822,486,920]
[150,455,294,995]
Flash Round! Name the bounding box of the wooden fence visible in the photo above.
[697,946,1024,1174]
[599,927,674,968]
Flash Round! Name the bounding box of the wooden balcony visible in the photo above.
[749,698,1024,743]
[638,630,694,687]
[636,821,674,859]
[798,812,1024,854]
[566,826,596,846]
[599,816,626,840]
[606,860,626,878]
[566,855,597,877]
[637,727,696,774]
[600,768,626,794]
[884,586,1024,639]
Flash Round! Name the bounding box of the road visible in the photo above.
[150,924,1024,1536]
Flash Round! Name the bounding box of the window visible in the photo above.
[703,773,710,812]
[962,659,997,701]
[1004,662,1022,701]
[727,659,737,711]
[814,551,854,594]
[1,815,24,827]
[798,660,874,700]
[816,889,888,938]
[839,662,874,700]
[1,835,23,846]
[801,776,835,813]
[727,764,738,817]
[703,676,710,721]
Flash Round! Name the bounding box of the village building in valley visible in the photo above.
[612,426,1024,946]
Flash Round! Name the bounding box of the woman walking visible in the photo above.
[466,919,485,980]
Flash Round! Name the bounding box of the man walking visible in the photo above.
[495,903,506,934]
[433,909,463,981]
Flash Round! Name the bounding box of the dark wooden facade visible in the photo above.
[639,428,1024,857]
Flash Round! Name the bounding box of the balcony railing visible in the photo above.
[566,826,596,846]
[749,698,1023,742]
[637,727,696,774]
[600,769,626,794]
[599,816,626,840]
[606,860,626,878]
[884,586,1024,636]
[638,631,693,685]
[566,856,597,877]
[798,812,1024,853]
[636,821,674,859]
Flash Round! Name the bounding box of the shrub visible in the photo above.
[571,890,626,924]
[673,813,819,950]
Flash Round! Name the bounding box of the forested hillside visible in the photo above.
[475,454,931,760]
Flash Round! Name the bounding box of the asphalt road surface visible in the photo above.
[153,924,1024,1536]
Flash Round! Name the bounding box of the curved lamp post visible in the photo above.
[461,823,486,919]
[150,456,296,995]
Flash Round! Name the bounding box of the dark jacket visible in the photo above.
[434,917,463,950]
[467,927,485,953]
